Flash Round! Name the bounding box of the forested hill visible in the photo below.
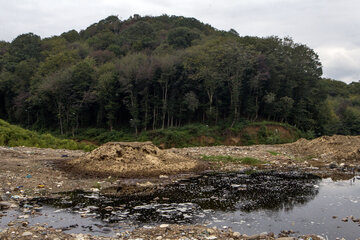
[0,14,359,136]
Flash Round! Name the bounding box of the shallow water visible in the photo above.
[1,171,360,238]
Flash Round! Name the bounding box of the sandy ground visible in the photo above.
[0,135,359,239]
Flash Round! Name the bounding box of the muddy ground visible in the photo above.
[0,135,359,239]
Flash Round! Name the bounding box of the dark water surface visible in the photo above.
[1,171,360,238]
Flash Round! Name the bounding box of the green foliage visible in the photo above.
[0,14,356,138]
[71,122,301,148]
[0,119,95,151]
[201,155,265,165]
[61,30,80,43]
[167,27,200,48]
[9,33,41,63]
[267,151,280,156]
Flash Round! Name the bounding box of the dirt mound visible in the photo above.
[68,141,205,177]
[287,135,360,161]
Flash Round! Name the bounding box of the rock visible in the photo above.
[233,232,241,237]
[205,236,217,240]
[155,237,163,240]
[104,206,113,211]
[0,201,11,210]
[21,231,33,237]
[260,232,268,236]
[137,181,154,187]
[277,238,296,240]
[328,162,338,169]
[102,227,111,232]
[159,224,169,228]
[247,234,260,239]
[159,175,169,179]
[342,217,348,222]
[7,221,15,226]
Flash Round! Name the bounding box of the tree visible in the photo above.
[167,27,200,48]
[9,33,41,63]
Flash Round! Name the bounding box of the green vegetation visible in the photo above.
[201,155,265,165]
[0,119,95,151]
[0,14,358,141]
[319,79,360,135]
[268,151,280,156]
[68,121,303,148]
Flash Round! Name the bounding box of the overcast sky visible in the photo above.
[0,0,359,83]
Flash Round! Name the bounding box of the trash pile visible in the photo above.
[68,142,205,177]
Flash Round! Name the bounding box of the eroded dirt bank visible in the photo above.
[1,135,359,239]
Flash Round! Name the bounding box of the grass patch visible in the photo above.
[267,151,280,156]
[201,155,265,165]
[0,119,95,151]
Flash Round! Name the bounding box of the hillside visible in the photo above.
[0,119,94,150]
[0,14,359,137]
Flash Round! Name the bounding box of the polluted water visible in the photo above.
[1,171,360,239]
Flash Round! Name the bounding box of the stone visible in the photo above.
[205,236,217,240]
[233,232,241,237]
[21,232,33,237]
[328,162,338,169]
[104,206,113,211]
[260,232,268,236]
[137,181,154,187]
[0,201,11,210]
[7,221,15,226]
[246,234,260,240]
[277,238,296,240]
[159,224,169,228]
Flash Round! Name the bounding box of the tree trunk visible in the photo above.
[56,101,64,135]
[152,106,156,130]
[161,80,168,130]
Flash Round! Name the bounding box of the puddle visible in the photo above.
[1,171,360,238]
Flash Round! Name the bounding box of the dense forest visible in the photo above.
[0,14,359,137]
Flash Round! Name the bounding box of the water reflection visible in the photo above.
[33,171,321,224]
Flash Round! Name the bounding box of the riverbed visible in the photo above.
[1,171,360,239]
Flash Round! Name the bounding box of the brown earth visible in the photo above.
[286,135,360,162]
[67,141,207,177]
[223,125,296,145]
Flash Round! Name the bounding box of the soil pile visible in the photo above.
[287,135,360,161]
[68,141,205,177]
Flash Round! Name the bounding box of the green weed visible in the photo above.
[267,151,280,156]
[201,155,265,165]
